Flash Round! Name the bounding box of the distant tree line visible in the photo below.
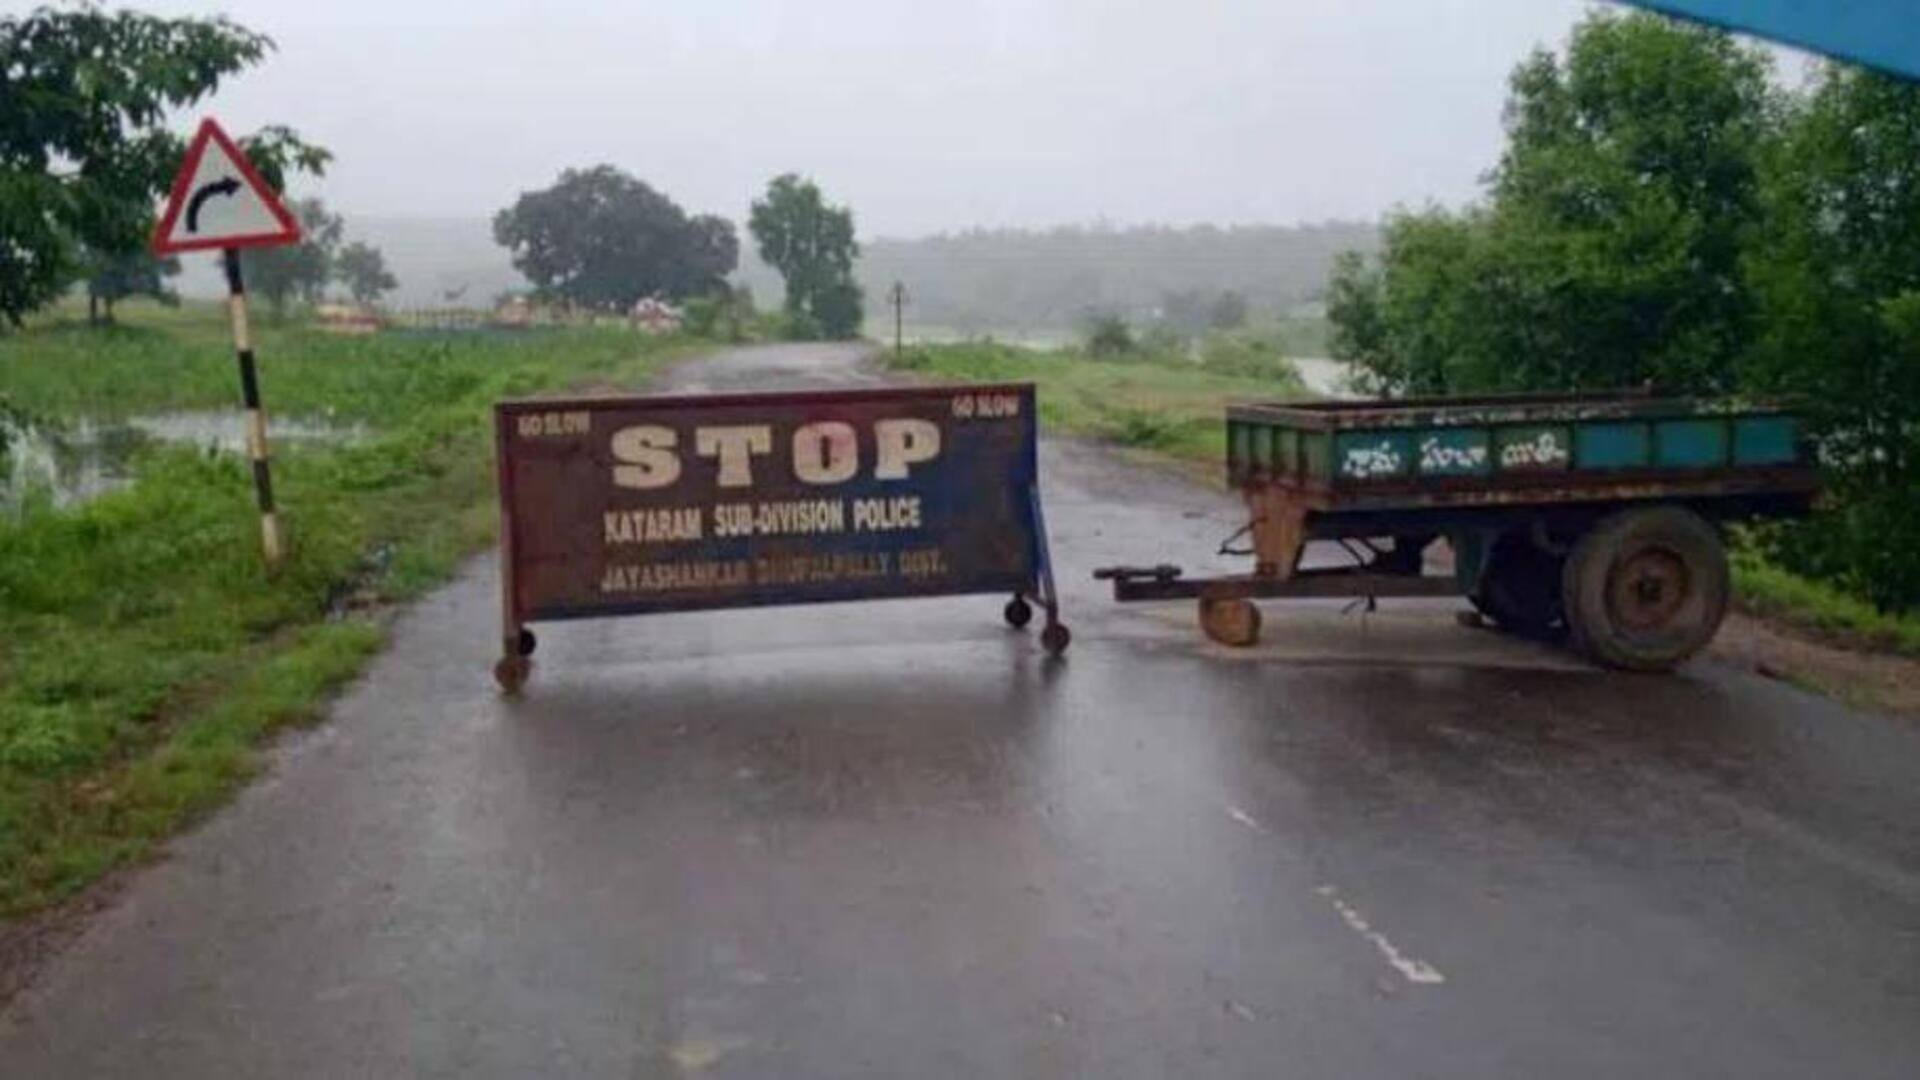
[782,221,1379,337]
[492,167,863,340]
[1326,11,1920,612]
[234,198,397,317]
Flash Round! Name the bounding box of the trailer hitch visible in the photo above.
[1092,564,1184,584]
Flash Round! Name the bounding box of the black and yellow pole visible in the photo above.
[221,247,283,566]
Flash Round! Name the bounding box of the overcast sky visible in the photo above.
[108,0,1621,236]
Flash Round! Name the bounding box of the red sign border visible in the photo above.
[151,117,303,255]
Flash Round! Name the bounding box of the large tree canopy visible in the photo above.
[0,5,327,327]
[749,174,864,339]
[1331,12,1770,397]
[491,166,737,311]
[1328,9,1920,611]
[1745,66,1920,610]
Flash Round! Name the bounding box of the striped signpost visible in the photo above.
[152,118,303,566]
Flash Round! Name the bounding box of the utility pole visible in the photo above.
[887,281,908,358]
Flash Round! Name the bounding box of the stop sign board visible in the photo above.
[491,382,1063,687]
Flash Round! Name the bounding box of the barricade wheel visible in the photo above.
[494,655,530,694]
[1041,622,1071,655]
[1004,596,1034,629]
[1199,597,1261,647]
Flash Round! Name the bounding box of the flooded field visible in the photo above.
[0,409,366,512]
[1291,356,1358,398]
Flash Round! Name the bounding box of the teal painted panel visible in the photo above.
[1303,433,1331,481]
[1229,422,1250,473]
[1576,422,1650,469]
[1415,428,1492,476]
[1655,419,1728,468]
[1452,529,1491,590]
[1494,425,1573,471]
[1733,416,1798,465]
[1335,431,1415,482]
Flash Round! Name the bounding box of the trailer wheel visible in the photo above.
[1562,505,1727,671]
[493,655,531,694]
[1470,531,1566,638]
[1004,596,1034,629]
[517,628,538,657]
[1199,597,1262,647]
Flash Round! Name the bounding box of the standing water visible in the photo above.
[0,409,365,513]
[1291,357,1360,399]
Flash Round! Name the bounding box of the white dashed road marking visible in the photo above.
[1224,805,1267,833]
[1316,884,1446,985]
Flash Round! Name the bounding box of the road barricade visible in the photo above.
[491,383,1067,690]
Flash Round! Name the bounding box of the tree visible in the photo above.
[334,241,397,306]
[243,198,341,317]
[0,6,328,328]
[1487,12,1770,393]
[492,165,737,311]
[1083,312,1135,357]
[84,250,179,324]
[1746,64,1920,610]
[811,280,865,341]
[1323,10,1920,612]
[1330,12,1771,396]
[749,174,864,339]
[1208,290,1249,331]
[676,214,740,300]
[1326,209,1491,395]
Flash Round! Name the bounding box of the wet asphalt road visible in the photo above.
[5,343,1919,1078]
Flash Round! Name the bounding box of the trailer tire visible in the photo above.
[1199,597,1262,647]
[494,655,531,694]
[1562,505,1727,672]
[1470,531,1565,638]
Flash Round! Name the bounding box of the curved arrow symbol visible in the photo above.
[185,177,241,233]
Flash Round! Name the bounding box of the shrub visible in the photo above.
[1084,313,1135,357]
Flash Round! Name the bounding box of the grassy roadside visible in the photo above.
[1730,547,1920,657]
[0,301,696,916]
[892,341,1920,687]
[891,340,1307,467]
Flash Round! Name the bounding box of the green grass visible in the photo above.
[1265,314,1331,357]
[1731,543,1920,656]
[0,300,695,916]
[888,340,1310,467]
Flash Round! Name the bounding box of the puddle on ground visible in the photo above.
[0,409,367,513]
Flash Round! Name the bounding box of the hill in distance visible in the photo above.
[178,216,1380,338]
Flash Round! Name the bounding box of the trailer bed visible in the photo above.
[1102,389,1822,670]
[1225,389,1818,517]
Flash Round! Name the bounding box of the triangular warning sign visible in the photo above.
[152,118,302,255]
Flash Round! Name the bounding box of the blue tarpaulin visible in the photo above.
[1622,2,1920,81]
